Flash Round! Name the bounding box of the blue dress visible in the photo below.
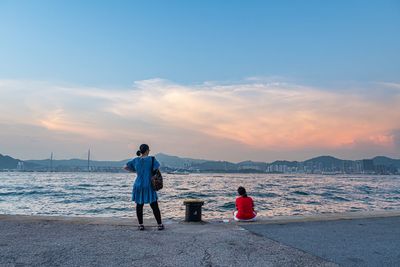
[126,156,160,204]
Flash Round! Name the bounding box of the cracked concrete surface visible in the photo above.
[0,215,336,267]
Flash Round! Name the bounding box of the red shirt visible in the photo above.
[235,196,255,220]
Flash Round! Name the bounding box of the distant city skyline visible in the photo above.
[0,1,399,162]
[1,152,399,175]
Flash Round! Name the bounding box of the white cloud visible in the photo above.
[378,82,400,90]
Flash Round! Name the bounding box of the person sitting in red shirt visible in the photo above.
[234,186,257,221]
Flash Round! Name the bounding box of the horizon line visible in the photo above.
[2,152,399,164]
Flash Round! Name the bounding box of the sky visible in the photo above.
[0,1,399,162]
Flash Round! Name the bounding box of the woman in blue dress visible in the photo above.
[124,144,164,230]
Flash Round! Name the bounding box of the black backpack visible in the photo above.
[151,157,163,191]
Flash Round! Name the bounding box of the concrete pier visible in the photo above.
[1,211,399,266]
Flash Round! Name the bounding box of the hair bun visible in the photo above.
[136,150,141,156]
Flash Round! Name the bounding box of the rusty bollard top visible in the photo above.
[183,199,204,205]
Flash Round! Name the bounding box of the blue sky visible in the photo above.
[0,1,399,161]
[1,0,399,87]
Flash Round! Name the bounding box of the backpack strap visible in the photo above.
[151,156,155,172]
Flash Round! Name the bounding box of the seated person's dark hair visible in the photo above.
[237,186,247,197]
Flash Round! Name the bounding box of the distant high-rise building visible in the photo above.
[362,159,375,173]
[17,161,24,171]
[354,160,363,173]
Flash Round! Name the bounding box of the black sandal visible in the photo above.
[157,224,164,231]
[138,224,144,231]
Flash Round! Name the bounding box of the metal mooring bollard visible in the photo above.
[183,199,204,222]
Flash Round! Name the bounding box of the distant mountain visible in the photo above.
[237,160,268,167]
[304,155,343,165]
[155,153,206,169]
[0,154,38,169]
[192,160,238,172]
[156,153,243,172]
[1,152,399,173]
[23,153,211,170]
[372,156,400,168]
[0,154,21,169]
[26,158,129,168]
[304,155,341,165]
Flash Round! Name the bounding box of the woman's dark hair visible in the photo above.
[136,144,150,156]
[237,186,247,197]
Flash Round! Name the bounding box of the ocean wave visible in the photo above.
[104,207,130,212]
[1,172,399,219]
[176,187,190,191]
[55,195,125,204]
[218,202,236,209]
[306,201,321,205]
[329,196,351,202]
[356,185,374,194]
[292,190,309,196]
[176,192,214,199]
[253,192,280,198]
[77,183,96,187]
[0,190,65,197]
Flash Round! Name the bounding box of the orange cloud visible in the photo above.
[38,109,109,139]
[97,80,400,151]
[1,79,399,159]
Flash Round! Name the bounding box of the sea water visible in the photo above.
[0,172,399,220]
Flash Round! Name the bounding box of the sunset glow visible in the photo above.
[1,79,399,161]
